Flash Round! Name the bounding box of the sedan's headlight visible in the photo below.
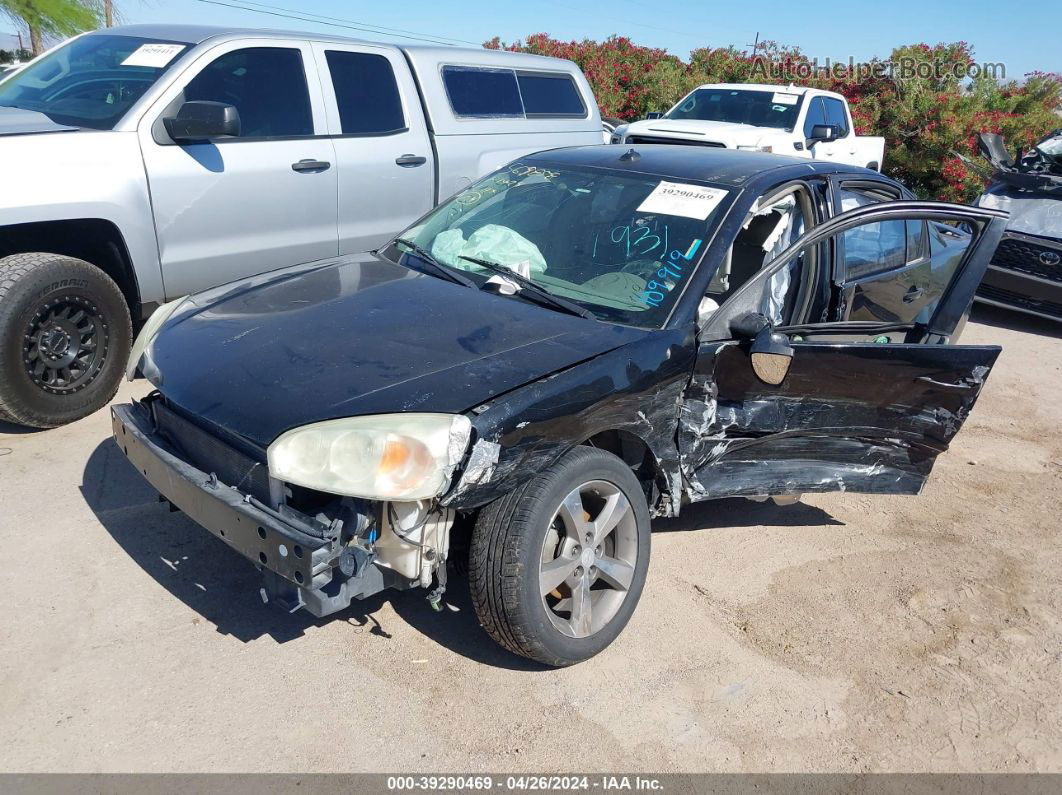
[125,296,187,380]
[267,413,472,501]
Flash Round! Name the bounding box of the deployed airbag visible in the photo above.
[432,224,548,278]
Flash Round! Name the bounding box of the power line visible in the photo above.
[191,0,479,47]
[231,0,482,46]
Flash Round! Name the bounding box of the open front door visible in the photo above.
[681,200,1008,501]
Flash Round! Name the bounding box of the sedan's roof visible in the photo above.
[525,144,882,188]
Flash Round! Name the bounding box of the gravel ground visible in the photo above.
[0,304,1059,773]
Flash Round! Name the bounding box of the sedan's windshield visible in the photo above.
[667,87,802,131]
[0,35,188,130]
[388,162,732,327]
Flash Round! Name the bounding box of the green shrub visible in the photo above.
[487,35,1061,201]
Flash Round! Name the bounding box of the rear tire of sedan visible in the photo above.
[469,446,651,666]
[0,253,131,429]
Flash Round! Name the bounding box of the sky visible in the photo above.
[2,0,1053,80]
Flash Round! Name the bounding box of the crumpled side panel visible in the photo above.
[677,340,998,502]
[441,331,694,518]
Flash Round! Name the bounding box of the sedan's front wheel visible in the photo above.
[469,446,651,666]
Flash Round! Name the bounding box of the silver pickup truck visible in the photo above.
[0,24,601,428]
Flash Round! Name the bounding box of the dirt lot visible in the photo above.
[0,305,1059,773]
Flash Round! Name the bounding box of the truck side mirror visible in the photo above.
[730,312,794,385]
[645,111,664,120]
[164,101,241,143]
[806,124,836,146]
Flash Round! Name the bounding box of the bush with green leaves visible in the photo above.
[486,35,1061,201]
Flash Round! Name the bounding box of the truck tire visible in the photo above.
[469,446,651,666]
[0,253,132,428]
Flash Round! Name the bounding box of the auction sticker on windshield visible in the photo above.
[637,181,728,220]
[121,43,186,68]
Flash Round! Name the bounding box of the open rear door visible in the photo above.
[681,200,1008,500]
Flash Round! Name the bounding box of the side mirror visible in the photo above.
[806,124,836,146]
[164,100,240,143]
[645,111,664,120]
[730,312,794,385]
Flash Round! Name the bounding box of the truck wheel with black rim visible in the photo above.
[0,253,132,428]
[469,446,651,666]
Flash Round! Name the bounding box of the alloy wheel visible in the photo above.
[539,480,639,639]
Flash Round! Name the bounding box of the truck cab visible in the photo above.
[613,83,885,171]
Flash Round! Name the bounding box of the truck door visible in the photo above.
[138,39,339,298]
[819,96,862,166]
[310,42,434,255]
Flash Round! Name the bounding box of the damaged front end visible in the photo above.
[112,395,463,616]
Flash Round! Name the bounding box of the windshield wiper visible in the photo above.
[393,238,476,288]
[458,255,597,320]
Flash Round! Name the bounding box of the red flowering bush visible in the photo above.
[486,35,1061,201]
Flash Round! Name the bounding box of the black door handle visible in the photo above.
[902,286,924,303]
[395,154,427,167]
[291,159,331,173]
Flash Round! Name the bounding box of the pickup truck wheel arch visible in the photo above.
[0,253,132,428]
[0,219,142,321]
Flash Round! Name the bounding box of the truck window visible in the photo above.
[667,87,801,130]
[802,97,827,139]
[516,73,585,116]
[183,47,313,138]
[441,66,523,118]
[821,97,849,137]
[441,66,586,119]
[324,51,405,135]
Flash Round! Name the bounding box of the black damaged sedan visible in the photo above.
[115,146,1007,666]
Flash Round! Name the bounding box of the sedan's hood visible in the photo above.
[149,255,647,448]
[0,105,79,135]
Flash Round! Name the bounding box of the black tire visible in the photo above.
[469,446,651,666]
[0,253,131,428]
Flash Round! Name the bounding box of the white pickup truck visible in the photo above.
[613,83,885,171]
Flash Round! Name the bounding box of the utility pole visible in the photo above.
[747,32,760,56]
[104,0,114,27]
